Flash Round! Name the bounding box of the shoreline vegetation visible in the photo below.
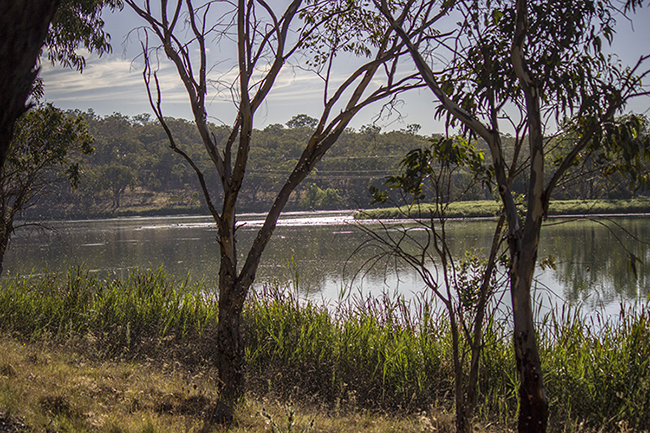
[0,268,648,432]
[26,197,650,222]
[353,197,650,220]
[21,113,649,225]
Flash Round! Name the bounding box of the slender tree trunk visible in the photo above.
[449,309,470,433]
[0,212,14,276]
[456,387,471,433]
[459,215,505,433]
[509,211,548,432]
[0,0,60,171]
[511,268,548,432]
[0,233,7,275]
[112,188,122,209]
[213,172,246,421]
[214,258,246,421]
[509,1,549,430]
[215,293,245,403]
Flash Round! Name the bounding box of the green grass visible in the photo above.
[355,197,650,220]
[0,268,649,431]
[0,268,219,364]
[541,304,650,429]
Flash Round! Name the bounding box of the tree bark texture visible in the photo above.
[509,224,548,433]
[214,259,246,419]
[0,0,60,171]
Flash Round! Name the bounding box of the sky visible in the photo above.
[40,3,650,136]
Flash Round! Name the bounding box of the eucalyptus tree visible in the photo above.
[124,0,428,419]
[366,136,503,433]
[100,163,138,209]
[286,114,319,129]
[0,0,122,174]
[0,104,94,275]
[376,0,650,431]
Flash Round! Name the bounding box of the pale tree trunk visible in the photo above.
[380,2,549,429]
[509,1,549,429]
[127,0,420,423]
[0,0,60,170]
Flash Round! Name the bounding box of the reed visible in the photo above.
[0,267,648,431]
[541,304,650,430]
[0,267,218,358]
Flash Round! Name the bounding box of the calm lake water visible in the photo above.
[4,211,650,313]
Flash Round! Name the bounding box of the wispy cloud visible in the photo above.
[38,42,432,131]
[43,57,137,98]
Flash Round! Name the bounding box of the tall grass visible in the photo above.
[0,267,218,359]
[0,267,648,430]
[243,286,519,426]
[541,304,650,430]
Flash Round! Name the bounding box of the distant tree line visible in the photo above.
[18,110,647,220]
[19,112,429,218]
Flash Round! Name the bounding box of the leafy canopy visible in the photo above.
[45,0,124,72]
[9,104,94,189]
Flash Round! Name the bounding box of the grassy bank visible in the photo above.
[0,268,649,431]
[355,198,650,220]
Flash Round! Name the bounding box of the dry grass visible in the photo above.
[0,337,424,432]
[1,269,648,432]
[0,336,518,433]
[0,336,218,432]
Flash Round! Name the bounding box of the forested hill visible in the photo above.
[23,111,427,218]
[25,111,641,219]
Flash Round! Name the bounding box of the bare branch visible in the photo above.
[141,44,220,221]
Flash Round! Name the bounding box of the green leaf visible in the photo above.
[491,9,503,25]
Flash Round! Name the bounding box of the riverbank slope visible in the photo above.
[354,197,650,220]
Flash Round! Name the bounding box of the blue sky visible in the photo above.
[40,3,650,136]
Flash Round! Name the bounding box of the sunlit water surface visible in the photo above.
[4,211,650,316]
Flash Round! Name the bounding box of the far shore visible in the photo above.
[18,197,650,225]
[354,197,650,220]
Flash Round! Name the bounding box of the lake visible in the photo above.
[4,211,649,314]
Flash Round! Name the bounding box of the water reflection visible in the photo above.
[3,212,650,309]
[540,218,650,308]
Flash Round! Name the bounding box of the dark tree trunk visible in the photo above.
[0,207,16,276]
[215,285,245,412]
[510,225,548,433]
[0,230,8,275]
[214,246,246,418]
[112,187,123,209]
[0,0,60,170]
